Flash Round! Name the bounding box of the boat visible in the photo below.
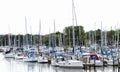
[82,53,103,67]
[23,57,37,62]
[57,0,83,68]
[23,50,37,62]
[103,53,118,66]
[3,33,15,58]
[37,46,49,63]
[23,17,37,62]
[51,59,59,66]
[38,56,48,63]
[14,54,24,60]
[23,46,38,62]
[14,48,24,59]
[3,47,15,58]
[37,21,48,63]
[4,52,14,58]
[105,58,118,66]
[51,54,65,66]
[101,46,119,66]
[58,60,83,68]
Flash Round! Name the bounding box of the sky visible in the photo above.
[0,0,120,35]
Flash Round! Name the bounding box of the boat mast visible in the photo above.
[69,29,71,47]
[72,0,75,53]
[117,24,119,58]
[30,26,33,46]
[39,20,42,46]
[8,24,11,47]
[18,35,20,47]
[89,31,91,47]
[25,16,28,48]
[104,29,107,46]
[13,35,16,47]
[59,32,62,47]
[49,27,51,47]
[22,35,24,47]
[54,19,56,47]
[101,21,103,47]
[94,23,96,53]
[79,26,81,46]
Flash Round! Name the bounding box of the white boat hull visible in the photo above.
[107,60,118,66]
[90,60,103,66]
[14,55,24,59]
[51,60,59,66]
[4,53,14,58]
[23,57,37,62]
[38,56,48,63]
[58,60,83,68]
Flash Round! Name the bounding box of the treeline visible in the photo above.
[0,26,119,47]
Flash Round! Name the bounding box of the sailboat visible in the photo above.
[14,48,24,60]
[3,30,15,58]
[103,27,119,66]
[83,23,103,67]
[3,47,15,58]
[37,20,48,63]
[37,46,48,63]
[23,17,37,62]
[14,35,24,60]
[51,20,60,66]
[58,0,83,68]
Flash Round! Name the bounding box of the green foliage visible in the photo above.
[0,26,120,47]
[63,25,85,47]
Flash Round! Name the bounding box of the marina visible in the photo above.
[0,53,120,72]
[0,0,120,72]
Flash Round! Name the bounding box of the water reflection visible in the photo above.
[0,53,120,72]
[27,63,35,72]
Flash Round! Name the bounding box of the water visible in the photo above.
[0,53,120,72]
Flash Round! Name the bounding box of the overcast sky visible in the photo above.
[0,0,120,35]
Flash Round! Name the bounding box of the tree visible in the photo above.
[63,25,85,47]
